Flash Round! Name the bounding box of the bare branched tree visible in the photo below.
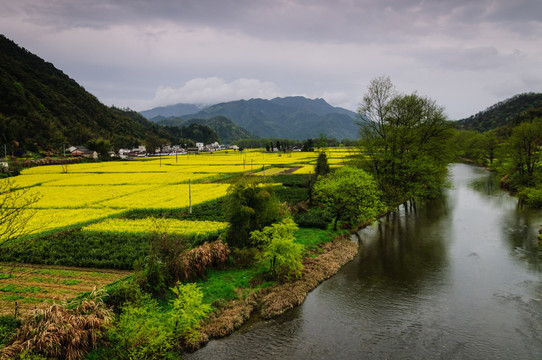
[0,178,41,248]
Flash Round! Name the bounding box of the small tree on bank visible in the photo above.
[313,166,384,230]
[250,218,303,279]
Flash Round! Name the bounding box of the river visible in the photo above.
[185,164,542,359]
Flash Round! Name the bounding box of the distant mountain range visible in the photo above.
[140,103,208,120]
[457,93,542,132]
[141,97,359,140]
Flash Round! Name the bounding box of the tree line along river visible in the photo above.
[185,163,542,359]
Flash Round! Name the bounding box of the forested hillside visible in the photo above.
[457,93,542,132]
[0,35,217,155]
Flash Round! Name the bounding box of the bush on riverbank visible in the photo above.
[518,187,542,208]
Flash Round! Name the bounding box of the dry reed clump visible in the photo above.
[173,240,230,281]
[259,238,358,319]
[0,290,112,360]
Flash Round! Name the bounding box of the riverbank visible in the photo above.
[191,234,359,351]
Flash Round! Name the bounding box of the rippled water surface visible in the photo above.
[186,164,542,359]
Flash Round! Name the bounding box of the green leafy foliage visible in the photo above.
[225,179,282,248]
[313,166,384,230]
[170,282,213,347]
[0,315,21,347]
[506,119,542,187]
[518,187,542,208]
[108,283,211,358]
[294,208,332,229]
[109,295,178,359]
[314,152,331,176]
[251,218,304,279]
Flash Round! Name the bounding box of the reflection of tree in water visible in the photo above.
[500,209,542,273]
[468,171,499,196]
[354,192,451,289]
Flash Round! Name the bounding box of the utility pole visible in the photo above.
[189,179,192,214]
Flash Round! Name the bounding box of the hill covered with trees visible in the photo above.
[457,93,542,132]
[0,35,218,155]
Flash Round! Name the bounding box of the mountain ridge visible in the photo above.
[141,97,359,140]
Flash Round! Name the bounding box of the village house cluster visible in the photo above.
[68,142,239,160]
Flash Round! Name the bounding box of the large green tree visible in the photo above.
[358,76,454,204]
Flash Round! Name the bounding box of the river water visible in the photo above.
[185,164,542,359]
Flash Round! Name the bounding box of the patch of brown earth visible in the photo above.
[279,166,302,175]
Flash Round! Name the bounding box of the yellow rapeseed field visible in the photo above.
[82,218,228,236]
[4,148,354,236]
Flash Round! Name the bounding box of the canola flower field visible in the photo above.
[5,148,353,237]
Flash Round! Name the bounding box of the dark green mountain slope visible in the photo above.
[457,93,542,132]
[157,116,256,144]
[0,34,214,155]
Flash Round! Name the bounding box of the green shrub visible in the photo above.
[251,218,304,279]
[294,208,332,229]
[170,283,213,348]
[274,185,309,205]
[0,315,21,347]
[133,255,168,298]
[109,295,178,360]
[518,187,542,208]
[109,283,212,358]
[104,277,142,313]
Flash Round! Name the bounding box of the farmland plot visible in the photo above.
[0,264,130,316]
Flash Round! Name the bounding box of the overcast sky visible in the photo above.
[1,0,541,119]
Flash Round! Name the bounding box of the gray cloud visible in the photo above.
[10,0,541,41]
[0,0,541,119]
